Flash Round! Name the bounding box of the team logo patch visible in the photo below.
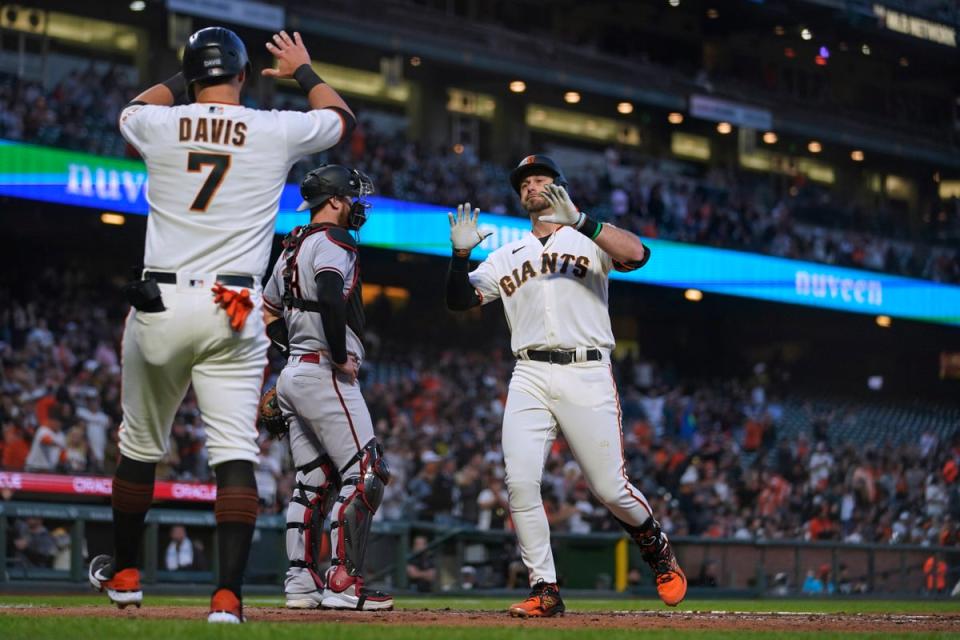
[520,155,537,166]
[204,58,222,67]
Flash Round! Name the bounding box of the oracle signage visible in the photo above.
[0,472,216,503]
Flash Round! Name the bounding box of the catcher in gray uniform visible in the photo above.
[260,164,392,611]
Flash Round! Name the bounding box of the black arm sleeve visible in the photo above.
[326,106,356,144]
[446,253,482,311]
[315,271,348,365]
[265,317,289,356]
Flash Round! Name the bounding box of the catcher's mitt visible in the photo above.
[257,388,288,439]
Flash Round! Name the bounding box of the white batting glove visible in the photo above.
[538,184,583,227]
[448,202,492,256]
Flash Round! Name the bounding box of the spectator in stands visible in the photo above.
[164,525,195,571]
[405,535,437,593]
[12,517,60,568]
[24,413,65,472]
[476,475,510,531]
[1,422,29,470]
[62,421,91,473]
[76,394,109,471]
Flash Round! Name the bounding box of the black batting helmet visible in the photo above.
[509,154,568,194]
[182,27,251,93]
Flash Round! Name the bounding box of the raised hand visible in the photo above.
[448,202,493,256]
[262,31,311,79]
[538,184,583,227]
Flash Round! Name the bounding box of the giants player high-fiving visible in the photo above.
[88,27,354,623]
[446,155,686,617]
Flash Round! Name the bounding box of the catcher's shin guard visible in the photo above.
[285,453,339,607]
[323,439,393,611]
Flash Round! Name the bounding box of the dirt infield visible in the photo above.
[2,605,959,633]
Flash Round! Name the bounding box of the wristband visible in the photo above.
[293,64,324,94]
[162,72,187,101]
[577,216,602,240]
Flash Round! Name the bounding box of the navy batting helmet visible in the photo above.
[509,154,568,194]
[182,27,251,93]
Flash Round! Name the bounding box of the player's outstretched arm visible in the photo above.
[446,203,490,311]
[262,31,355,119]
[539,184,648,267]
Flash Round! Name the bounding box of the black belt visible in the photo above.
[144,271,255,288]
[523,348,602,365]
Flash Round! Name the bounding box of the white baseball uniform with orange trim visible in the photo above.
[468,225,652,585]
[116,101,345,466]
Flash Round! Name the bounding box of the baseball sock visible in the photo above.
[213,460,259,598]
[111,456,156,571]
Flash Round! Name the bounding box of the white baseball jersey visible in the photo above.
[119,102,346,276]
[468,226,639,354]
[262,228,364,360]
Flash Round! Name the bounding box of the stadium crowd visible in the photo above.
[1,272,959,552]
[1,67,957,283]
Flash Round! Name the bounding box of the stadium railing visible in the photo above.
[2,501,957,597]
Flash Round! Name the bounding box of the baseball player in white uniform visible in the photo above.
[446,155,687,617]
[259,164,393,611]
[87,27,355,623]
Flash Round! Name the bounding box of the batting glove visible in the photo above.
[448,202,492,257]
[538,184,583,227]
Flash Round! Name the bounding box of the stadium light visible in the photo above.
[509,80,526,93]
[762,131,778,144]
[851,150,865,162]
[129,0,146,11]
[800,28,812,40]
[452,143,464,154]
[409,56,422,67]
[668,0,680,6]
[774,25,785,36]
[101,213,126,226]
[861,44,871,55]
[899,57,909,67]
[716,121,732,134]
[564,91,581,104]
[808,140,822,153]
[876,315,892,328]
[668,112,684,124]
[684,289,703,302]
[617,102,634,114]
[706,8,719,19]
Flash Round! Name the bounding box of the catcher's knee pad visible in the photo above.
[331,439,390,576]
[286,454,339,576]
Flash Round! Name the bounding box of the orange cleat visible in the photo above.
[208,588,244,624]
[640,531,687,606]
[89,555,143,609]
[508,581,565,618]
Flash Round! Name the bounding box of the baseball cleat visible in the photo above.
[320,566,394,611]
[285,590,325,609]
[640,531,687,606]
[508,580,565,618]
[208,588,244,623]
[88,554,142,609]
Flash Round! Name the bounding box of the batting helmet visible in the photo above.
[509,154,568,194]
[182,27,251,92]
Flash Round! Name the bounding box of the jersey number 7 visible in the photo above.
[187,152,232,212]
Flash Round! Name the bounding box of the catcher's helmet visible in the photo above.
[297,164,375,229]
[509,154,568,194]
[182,27,251,91]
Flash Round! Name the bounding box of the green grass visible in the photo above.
[0,594,958,615]
[0,618,954,640]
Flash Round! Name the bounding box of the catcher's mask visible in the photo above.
[297,164,374,231]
